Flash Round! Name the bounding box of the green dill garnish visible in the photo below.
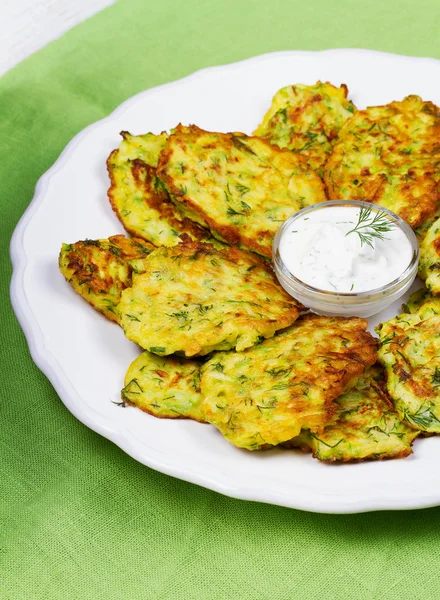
[266,215,285,223]
[305,131,318,140]
[403,404,440,429]
[266,367,291,378]
[366,425,390,438]
[125,314,140,322]
[149,346,166,354]
[432,367,440,387]
[111,400,126,407]
[270,383,291,390]
[310,433,345,449]
[396,350,411,365]
[296,133,318,153]
[276,107,288,122]
[196,304,213,314]
[346,206,395,248]
[231,135,256,155]
[379,334,395,346]
[121,378,143,397]
[226,300,261,307]
[132,241,151,255]
[226,206,244,217]
[167,310,188,320]
[236,183,251,195]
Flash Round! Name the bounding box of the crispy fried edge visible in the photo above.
[121,352,207,423]
[198,315,377,449]
[157,124,324,258]
[59,234,154,323]
[287,366,417,463]
[296,315,379,434]
[106,132,214,245]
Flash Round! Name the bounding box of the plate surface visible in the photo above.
[10,49,440,513]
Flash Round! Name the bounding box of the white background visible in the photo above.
[0,0,114,77]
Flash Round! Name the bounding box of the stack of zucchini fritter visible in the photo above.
[59,81,440,462]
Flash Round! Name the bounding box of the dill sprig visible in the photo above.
[346,206,395,248]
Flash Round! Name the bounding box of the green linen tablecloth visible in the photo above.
[2,0,440,598]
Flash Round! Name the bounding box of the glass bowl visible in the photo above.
[272,200,420,318]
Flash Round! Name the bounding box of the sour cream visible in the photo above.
[279,206,413,293]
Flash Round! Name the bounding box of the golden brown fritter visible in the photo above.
[107,131,217,247]
[377,294,440,432]
[121,351,205,421]
[199,314,377,450]
[286,366,418,462]
[117,241,302,357]
[59,235,154,322]
[324,95,440,229]
[254,81,356,173]
[157,124,326,258]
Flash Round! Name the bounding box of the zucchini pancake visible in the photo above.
[117,241,302,357]
[121,351,204,421]
[377,293,440,433]
[199,314,377,450]
[157,124,326,258]
[324,95,440,229]
[107,131,217,247]
[59,235,154,323]
[254,81,356,173]
[286,366,418,462]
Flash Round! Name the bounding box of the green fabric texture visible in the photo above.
[2,0,440,598]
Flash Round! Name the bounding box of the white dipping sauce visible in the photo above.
[279,206,412,293]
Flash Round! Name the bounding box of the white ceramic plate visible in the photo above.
[11,49,440,514]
